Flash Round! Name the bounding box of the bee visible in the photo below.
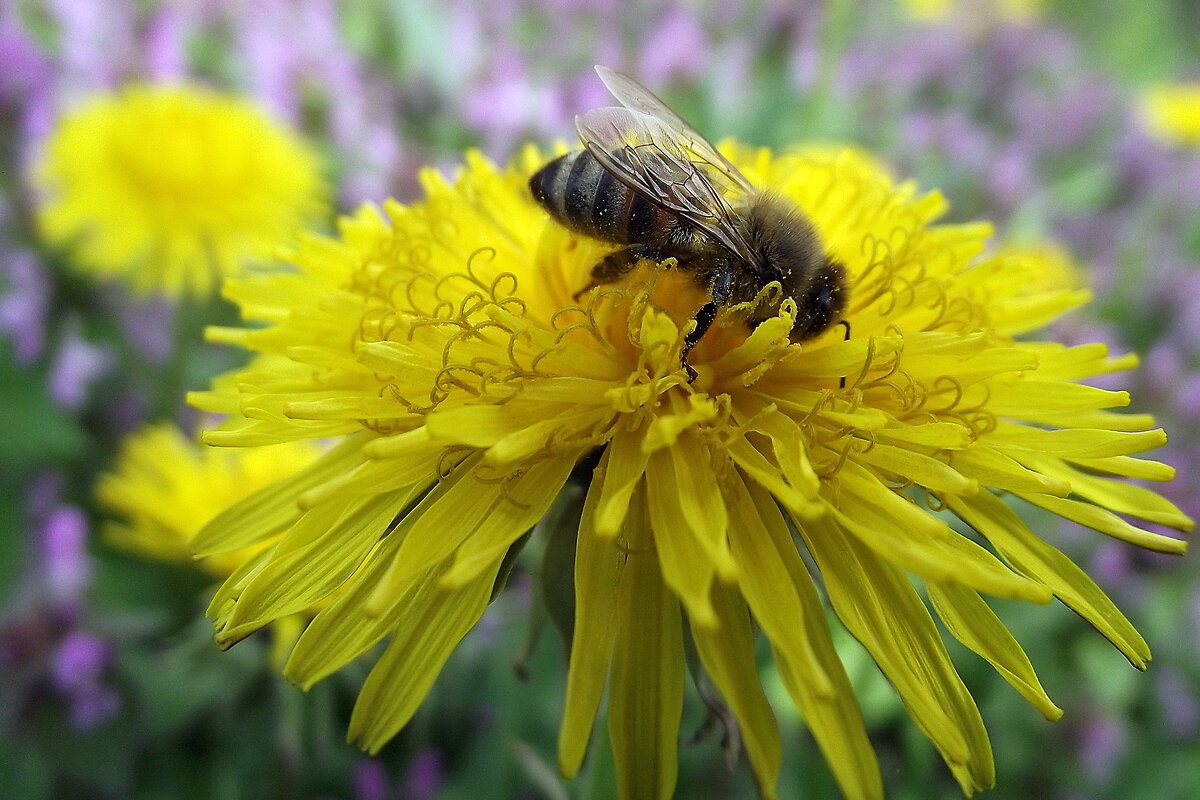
[529,66,846,380]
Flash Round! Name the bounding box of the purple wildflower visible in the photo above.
[404,749,445,800]
[51,631,119,729]
[0,246,50,364]
[47,320,114,411]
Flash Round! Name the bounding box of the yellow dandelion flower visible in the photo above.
[901,0,1041,24]
[188,144,1191,799]
[35,84,328,298]
[96,422,325,663]
[1140,83,1200,147]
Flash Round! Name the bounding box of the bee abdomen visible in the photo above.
[529,150,653,245]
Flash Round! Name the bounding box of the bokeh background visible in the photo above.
[2,0,1198,798]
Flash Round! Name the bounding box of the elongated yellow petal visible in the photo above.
[927,582,1062,721]
[799,512,996,795]
[441,453,580,587]
[558,459,624,778]
[691,578,782,799]
[348,555,501,753]
[285,533,409,688]
[735,477,883,800]
[219,490,418,642]
[191,432,370,556]
[833,461,1051,602]
[644,448,719,629]
[594,427,650,537]
[609,492,685,800]
[1019,455,1193,532]
[948,491,1150,668]
[1017,493,1188,554]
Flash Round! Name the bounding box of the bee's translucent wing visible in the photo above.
[577,105,761,269]
[594,66,753,195]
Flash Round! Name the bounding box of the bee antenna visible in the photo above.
[838,320,851,389]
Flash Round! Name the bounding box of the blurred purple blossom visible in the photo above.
[404,748,445,800]
[51,631,119,729]
[110,289,176,364]
[0,246,50,364]
[1076,713,1128,785]
[353,758,391,800]
[0,17,50,101]
[636,10,708,86]
[1154,667,1200,741]
[48,319,115,411]
[38,505,92,605]
[0,477,119,731]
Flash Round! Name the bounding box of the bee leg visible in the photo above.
[573,245,654,301]
[680,265,733,383]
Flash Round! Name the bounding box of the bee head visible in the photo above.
[788,256,846,342]
[743,194,847,343]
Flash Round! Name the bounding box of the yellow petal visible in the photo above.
[948,491,1150,668]
[608,494,685,800]
[191,432,371,556]
[644,448,719,629]
[220,489,419,640]
[348,555,501,753]
[285,532,409,688]
[834,461,1051,602]
[799,512,996,795]
[691,578,782,799]
[1019,455,1193,533]
[558,459,624,778]
[594,427,650,537]
[927,582,1062,721]
[733,477,883,800]
[1017,493,1188,554]
[440,453,580,588]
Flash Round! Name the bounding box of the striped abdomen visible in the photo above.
[529,150,666,246]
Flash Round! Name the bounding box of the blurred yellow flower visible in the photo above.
[901,0,1041,23]
[96,422,325,663]
[189,145,1190,800]
[35,84,328,298]
[1140,83,1200,147]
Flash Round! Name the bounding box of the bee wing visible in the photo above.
[577,105,761,268]
[594,66,754,196]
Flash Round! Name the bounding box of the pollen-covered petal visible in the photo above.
[733,477,883,800]
[559,463,624,779]
[927,582,1062,722]
[948,491,1150,669]
[798,512,996,796]
[608,494,685,800]
[642,393,721,453]
[690,578,782,799]
[348,554,502,754]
